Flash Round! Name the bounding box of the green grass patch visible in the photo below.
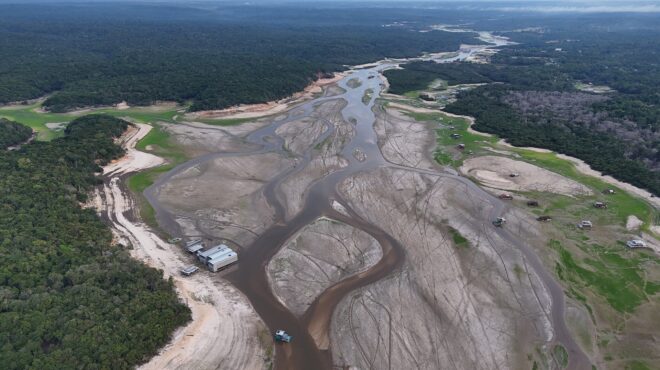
[448,227,469,248]
[552,240,658,313]
[135,123,186,163]
[0,103,76,140]
[552,345,569,368]
[0,102,180,141]
[513,149,654,226]
[128,123,187,229]
[626,360,651,370]
[127,164,175,227]
[403,90,420,98]
[396,100,656,230]
[403,110,497,166]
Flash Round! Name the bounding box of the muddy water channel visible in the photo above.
[145,37,590,369]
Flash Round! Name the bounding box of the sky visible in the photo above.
[1,0,660,13]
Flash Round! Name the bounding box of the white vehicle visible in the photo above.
[577,220,593,229]
[626,240,646,249]
[180,265,199,276]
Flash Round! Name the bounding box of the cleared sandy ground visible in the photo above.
[93,124,268,370]
[104,123,164,176]
[461,155,593,196]
[267,218,382,317]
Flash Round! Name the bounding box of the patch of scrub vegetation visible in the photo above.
[552,240,660,313]
[513,264,526,280]
[626,360,651,370]
[448,227,469,248]
[402,110,497,166]
[362,88,374,105]
[347,78,362,89]
[552,345,568,368]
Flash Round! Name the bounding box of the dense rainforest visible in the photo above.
[0,118,32,149]
[0,115,190,369]
[385,26,660,195]
[0,3,478,112]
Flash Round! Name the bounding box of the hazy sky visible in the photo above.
[1,0,660,13]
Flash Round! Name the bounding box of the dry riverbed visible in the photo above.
[91,123,269,370]
[131,67,658,370]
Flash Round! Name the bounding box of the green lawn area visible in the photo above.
[0,103,77,140]
[0,102,181,141]
[553,240,660,313]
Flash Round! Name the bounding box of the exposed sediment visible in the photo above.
[334,167,554,369]
[93,124,269,370]
[267,218,383,316]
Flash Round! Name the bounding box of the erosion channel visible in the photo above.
[144,43,590,369]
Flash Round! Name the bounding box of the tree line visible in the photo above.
[0,4,477,113]
[385,27,660,195]
[0,115,190,369]
[0,118,32,149]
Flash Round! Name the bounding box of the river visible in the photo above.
[144,31,590,370]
